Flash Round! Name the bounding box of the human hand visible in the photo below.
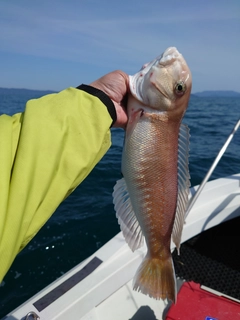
[90,70,129,129]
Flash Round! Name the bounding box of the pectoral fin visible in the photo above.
[113,178,144,251]
[125,106,143,140]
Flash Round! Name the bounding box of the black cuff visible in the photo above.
[76,84,117,127]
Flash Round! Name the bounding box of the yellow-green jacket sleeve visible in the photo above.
[0,87,113,282]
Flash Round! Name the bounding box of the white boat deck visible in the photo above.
[3,174,240,320]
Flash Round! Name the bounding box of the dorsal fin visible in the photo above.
[172,123,191,254]
[113,178,144,251]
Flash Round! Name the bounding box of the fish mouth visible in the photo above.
[159,47,181,66]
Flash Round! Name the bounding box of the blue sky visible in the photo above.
[0,0,239,93]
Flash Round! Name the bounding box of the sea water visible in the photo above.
[0,90,239,317]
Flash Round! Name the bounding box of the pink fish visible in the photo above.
[113,47,192,302]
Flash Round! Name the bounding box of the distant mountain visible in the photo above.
[193,90,240,98]
[1,87,240,98]
[0,87,55,95]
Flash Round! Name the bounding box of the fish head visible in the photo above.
[129,47,192,119]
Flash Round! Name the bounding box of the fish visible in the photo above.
[112,47,192,303]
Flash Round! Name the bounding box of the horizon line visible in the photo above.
[1,87,240,95]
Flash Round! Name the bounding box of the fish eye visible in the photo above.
[175,81,186,96]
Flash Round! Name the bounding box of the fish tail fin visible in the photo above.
[133,254,177,303]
